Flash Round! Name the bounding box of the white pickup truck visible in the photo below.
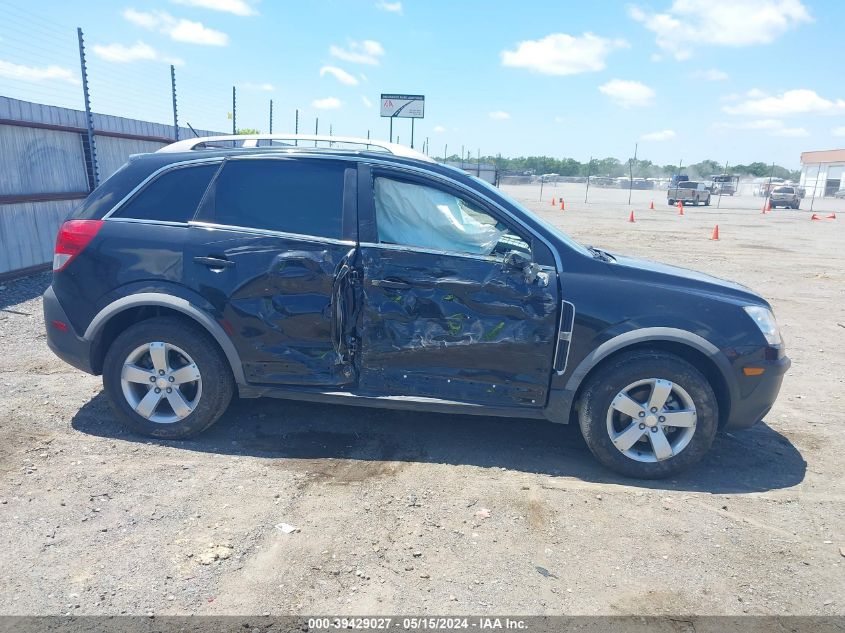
[668,181,711,206]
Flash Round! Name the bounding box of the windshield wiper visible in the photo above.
[586,245,614,262]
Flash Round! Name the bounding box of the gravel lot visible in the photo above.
[0,184,843,616]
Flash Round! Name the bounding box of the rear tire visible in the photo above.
[102,316,235,439]
[704,196,711,206]
[577,350,718,479]
[668,199,675,205]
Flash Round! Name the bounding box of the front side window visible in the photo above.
[373,176,529,257]
[210,159,346,239]
[110,163,218,222]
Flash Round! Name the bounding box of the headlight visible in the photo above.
[743,306,782,346]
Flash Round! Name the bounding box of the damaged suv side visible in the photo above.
[44,135,790,479]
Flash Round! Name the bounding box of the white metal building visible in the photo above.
[799,149,845,198]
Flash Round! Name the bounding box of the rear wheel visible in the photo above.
[704,196,711,206]
[694,196,700,206]
[577,351,718,479]
[102,317,234,439]
[668,199,675,205]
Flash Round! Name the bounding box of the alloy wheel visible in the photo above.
[605,378,697,462]
[119,342,202,424]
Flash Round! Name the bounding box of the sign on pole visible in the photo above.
[380,94,425,119]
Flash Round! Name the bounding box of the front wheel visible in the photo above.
[577,351,718,479]
[102,316,235,439]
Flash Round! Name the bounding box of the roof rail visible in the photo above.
[157,134,433,162]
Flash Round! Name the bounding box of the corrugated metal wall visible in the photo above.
[0,96,223,277]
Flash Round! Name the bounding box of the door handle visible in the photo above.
[193,256,235,269]
[371,279,409,289]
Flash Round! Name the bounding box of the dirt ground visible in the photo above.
[0,184,843,616]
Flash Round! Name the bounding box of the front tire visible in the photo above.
[577,351,718,479]
[102,316,235,439]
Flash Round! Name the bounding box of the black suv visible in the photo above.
[44,135,790,478]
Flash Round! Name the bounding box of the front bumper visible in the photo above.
[723,353,791,430]
[43,286,96,374]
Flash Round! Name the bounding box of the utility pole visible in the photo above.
[411,118,415,148]
[170,65,179,141]
[295,109,299,145]
[269,99,273,134]
[315,117,318,147]
[584,156,593,203]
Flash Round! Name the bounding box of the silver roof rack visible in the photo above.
[157,134,433,162]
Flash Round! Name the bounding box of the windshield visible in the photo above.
[678,182,698,189]
[773,187,794,193]
[469,175,593,257]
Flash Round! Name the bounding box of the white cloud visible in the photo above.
[640,129,676,141]
[123,9,228,46]
[361,96,373,108]
[172,0,256,15]
[553,116,565,124]
[723,89,845,116]
[489,111,510,120]
[599,79,655,108]
[239,82,274,91]
[313,97,342,110]
[320,65,359,86]
[714,118,809,137]
[0,59,79,85]
[93,41,184,65]
[501,32,628,76]
[833,127,845,137]
[697,68,729,81]
[375,1,402,13]
[329,40,385,65]
[629,0,812,61]
[432,125,446,133]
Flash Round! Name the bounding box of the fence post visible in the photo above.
[76,27,98,189]
[170,65,179,141]
[232,86,236,134]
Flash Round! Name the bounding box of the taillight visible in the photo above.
[53,220,104,272]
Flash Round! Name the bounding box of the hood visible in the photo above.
[608,254,765,306]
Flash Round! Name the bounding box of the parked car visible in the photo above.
[668,181,711,206]
[707,175,739,196]
[833,189,845,199]
[769,186,800,209]
[44,135,789,479]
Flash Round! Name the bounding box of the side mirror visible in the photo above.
[503,250,546,285]
[503,249,531,270]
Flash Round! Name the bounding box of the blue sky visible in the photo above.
[1,0,844,168]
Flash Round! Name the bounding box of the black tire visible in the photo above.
[704,196,711,206]
[577,350,718,479]
[102,316,235,439]
[694,196,700,206]
[668,199,675,205]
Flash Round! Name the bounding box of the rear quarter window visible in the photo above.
[109,163,218,223]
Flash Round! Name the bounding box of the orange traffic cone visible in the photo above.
[827,212,837,219]
[678,200,684,216]
[762,198,771,213]
[560,199,566,211]
[551,197,556,206]
[710,225,719,240]
[811,213,820,220]
[649,200,654,210]
[628,210,635,223]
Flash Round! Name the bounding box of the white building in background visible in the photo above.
[799,149,845,198]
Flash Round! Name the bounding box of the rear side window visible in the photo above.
[110,164,218,222]
[207,159,346,239]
